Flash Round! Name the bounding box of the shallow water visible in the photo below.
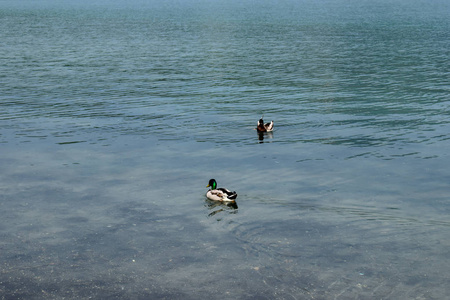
[1,0,450,298]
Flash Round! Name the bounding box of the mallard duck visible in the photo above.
[206,179,237,202]
[256,116,274,132]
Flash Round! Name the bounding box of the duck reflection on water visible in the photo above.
[205,199,238,217]
[257,130,273,143]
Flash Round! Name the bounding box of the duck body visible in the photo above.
[256,117,274,132]
[206,179,237,202]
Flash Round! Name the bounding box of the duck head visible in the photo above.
[206,178,217,190]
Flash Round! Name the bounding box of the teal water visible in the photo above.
[1,0,450,298]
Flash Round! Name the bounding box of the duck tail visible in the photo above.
[228,192,237,200]
[265,120,274,131]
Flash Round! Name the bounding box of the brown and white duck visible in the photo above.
[256,116,274,132]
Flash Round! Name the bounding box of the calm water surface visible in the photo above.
[1,0,450,298]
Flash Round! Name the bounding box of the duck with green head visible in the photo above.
[206,179,237,202]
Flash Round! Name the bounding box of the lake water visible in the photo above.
[1,0,449,298]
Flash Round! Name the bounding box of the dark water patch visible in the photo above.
[57,140,87,145]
